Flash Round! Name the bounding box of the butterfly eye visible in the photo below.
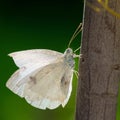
[66,48,73,54]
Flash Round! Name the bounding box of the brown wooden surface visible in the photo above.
[75,0,120,120]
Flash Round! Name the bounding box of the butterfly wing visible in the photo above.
[60,68,73,107]
[9,49,63,68]
[6,57,74,109]
[7,49,63,98]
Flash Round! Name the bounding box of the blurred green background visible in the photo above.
[0,0,83,120]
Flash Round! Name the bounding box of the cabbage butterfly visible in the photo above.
[6,23,82,109]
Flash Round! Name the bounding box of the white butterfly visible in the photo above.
[6,48,79,109]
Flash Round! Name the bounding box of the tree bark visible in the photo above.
[75,0,120,120]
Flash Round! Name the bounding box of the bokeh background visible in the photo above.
[0,0,83,120]
[0,0,120,120]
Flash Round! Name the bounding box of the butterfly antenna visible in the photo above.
[74,46,81,53]
[68,23,82,48]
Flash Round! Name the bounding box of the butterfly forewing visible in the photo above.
[9,49,63,68]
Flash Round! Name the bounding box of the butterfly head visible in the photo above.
[64,48,75,68]
[64,48,73,54]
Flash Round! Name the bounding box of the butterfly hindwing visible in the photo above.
[6,58,73,109]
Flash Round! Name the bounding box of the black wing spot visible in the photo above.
[29,76,37,84]
[60,75,70,96]
[61,76,68,86]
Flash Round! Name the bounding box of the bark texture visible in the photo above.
[75,0,120,120]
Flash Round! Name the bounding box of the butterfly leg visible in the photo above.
[74,70,79,79]
[73,54,82,58]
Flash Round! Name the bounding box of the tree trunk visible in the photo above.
[75,0,120,120]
